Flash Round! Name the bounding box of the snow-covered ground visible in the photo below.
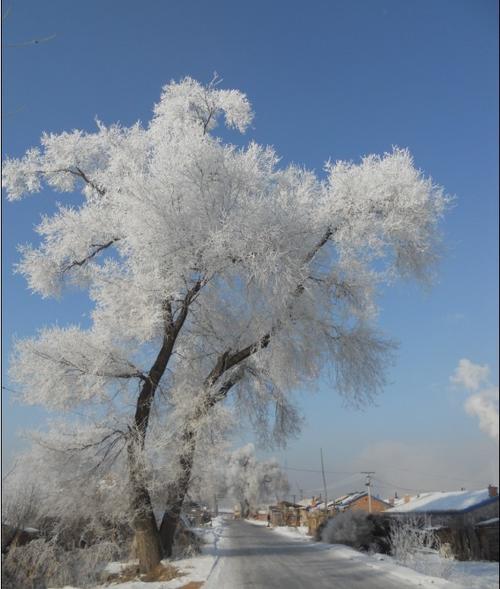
[379,552,499,589]
[263,520,498,589]
[246,519,311,541]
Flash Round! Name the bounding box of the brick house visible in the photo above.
[335,491,392,514]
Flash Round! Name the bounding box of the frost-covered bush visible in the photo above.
[388,516,453,578]
[2,538,122,589]
[321,511,376,550]
[389,516,439,562]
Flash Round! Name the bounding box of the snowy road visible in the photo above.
[204,519,433,589]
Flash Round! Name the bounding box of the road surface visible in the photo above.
[205,519,424,588]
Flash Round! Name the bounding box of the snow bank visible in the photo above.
[252,521,461,588]
[268,525,312,542]
[250,522,459,588]
[378,551,499,589]
[244,518,269,527]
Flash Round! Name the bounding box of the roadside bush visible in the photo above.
[320,511,392,553]
[389,516,439,562]
[389,516,453,578]
[1,539,123,589]
[321,511,375,550]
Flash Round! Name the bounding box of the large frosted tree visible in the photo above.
[3,77,447,571]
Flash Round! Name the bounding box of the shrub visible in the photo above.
[389,516,453,578]
[321,510,375,550]
[389,516,438,562]
[1,539,123,589]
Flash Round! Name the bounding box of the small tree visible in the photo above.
[223,444,289,517]
[4,77,448,570]
[322,511,375,549]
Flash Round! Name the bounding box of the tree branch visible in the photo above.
[62,239,120,272]
[205,226,334,389]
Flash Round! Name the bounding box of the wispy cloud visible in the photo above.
[465,387,499,442]
[450,358,489,391]
[451,358,498,442]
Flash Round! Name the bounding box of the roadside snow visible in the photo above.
[265,524,312,542]
[379,552,499,589]
[255,523,498,588]
[319,544,458,588]
[244,518,269,527]
[446,560,499,589]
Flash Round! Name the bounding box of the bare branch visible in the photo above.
[62,239,120,273]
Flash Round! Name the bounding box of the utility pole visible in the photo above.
[362,472,375,513]
[320,448,328,515]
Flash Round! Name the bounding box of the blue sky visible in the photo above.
[2,0,498,497]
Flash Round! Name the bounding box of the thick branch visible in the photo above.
[205,226,333,389]
[132,278,205,443]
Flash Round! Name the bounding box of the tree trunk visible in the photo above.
[159,430,196,557]
[128,442,163,572]
[134,511,163,574]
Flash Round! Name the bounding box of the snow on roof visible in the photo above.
[298,498,314,507]
[475,517,499,527]
[335,492,367,507]
[388,489,496,513]
[313,500,336,510]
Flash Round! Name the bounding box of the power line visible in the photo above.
[282,464,483,487]
[373,476,427,494]
[282,466,358,475]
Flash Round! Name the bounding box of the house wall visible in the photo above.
[463,501,499,526]
[476,524,499,561]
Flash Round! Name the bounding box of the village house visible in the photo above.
[334,491,392,514]
[269,501,303,527]
[386,486,499,527]
[386,485,499,561]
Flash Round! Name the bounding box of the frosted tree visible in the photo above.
[223,444,289,517]
[4,76,448,570]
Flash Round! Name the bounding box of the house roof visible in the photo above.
[387,489,498,514]
[475,517,499,527]
[335,492,367,507]
[334,491,391,509]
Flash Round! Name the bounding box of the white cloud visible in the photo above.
[450,358,490,391]
[465,387,499,442]
[450,358,499,442]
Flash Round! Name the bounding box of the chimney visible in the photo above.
[488,484,498,498]
[404,494,411,504]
